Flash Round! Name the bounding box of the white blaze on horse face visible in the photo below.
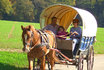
[24,34,30,52]
[23,31,33,52]
[24,34,28,41]
[25,46,30,52]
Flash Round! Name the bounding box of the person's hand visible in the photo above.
[56,35,67,38]
[73,31,79,35]
[70,32,73,35]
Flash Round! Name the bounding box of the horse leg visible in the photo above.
[47,61,51,70]
[36,59,40,70]
[33,58,36,69]
[27,54,34,70]
[50,58,54,70]
[28,59,34,70]
[40,56,45,70]
[46,55,51,70]
[47,51,55,70]
[33,58,40,70]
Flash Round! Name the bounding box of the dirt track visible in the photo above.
[0,49,103,70]
[45,54,104,70]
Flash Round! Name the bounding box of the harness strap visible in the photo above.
[41,30,49,43]
[37,30,50,49]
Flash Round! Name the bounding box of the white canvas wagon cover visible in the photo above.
[40,4,97,37]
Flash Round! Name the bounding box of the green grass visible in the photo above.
[0,20,104,54]
[93,27,104,54]
[0,20,104,70]
[0,20,40,49]
[0,51,28,70]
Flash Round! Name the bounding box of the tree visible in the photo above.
[0,0,13,19]
[14,0,34,21]
[32,0,47,22]
[31,0,76,22]
[56,0,76,6]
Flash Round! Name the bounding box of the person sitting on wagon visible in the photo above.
[43,17,59,35]
[67,19,82,57]
[56,26,68,40]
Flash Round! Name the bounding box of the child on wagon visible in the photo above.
[56,26,68,40]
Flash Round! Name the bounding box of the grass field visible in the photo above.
[0,51,28,70]
[0,20,104,54]
[0,20,104,70]
[93,27,104,54]
[0,20,40,49]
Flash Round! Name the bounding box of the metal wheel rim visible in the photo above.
[78,52,84,70]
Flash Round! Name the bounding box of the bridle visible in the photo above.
[24,29,48,50]
[24,30,35,50]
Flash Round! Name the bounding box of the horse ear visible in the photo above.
[29,25,34,31]
[21,25,24,30]
[29,25,31,29]
[29,25,32,31]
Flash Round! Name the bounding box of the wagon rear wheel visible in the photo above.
[77,52,84,70]
[87,45,94,70]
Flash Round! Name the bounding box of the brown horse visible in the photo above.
[21,25,61,70]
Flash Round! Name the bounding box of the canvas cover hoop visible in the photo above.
[40,4,97,37]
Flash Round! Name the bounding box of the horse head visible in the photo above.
[21,25,36,52]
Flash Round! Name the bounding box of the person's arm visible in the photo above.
[56,35,67,38]
[74,27,82,38]
[56,31,68,38]
[69,27,75,37]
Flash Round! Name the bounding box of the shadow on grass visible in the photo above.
[0,63,28,70]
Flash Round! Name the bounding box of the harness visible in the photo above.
[25,29,55,55]
[37,30,50,49]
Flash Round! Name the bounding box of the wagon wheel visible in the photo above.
[77,52,84,70]
[87,45,94,70]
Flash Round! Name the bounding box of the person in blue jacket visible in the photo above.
[67,19,82,58]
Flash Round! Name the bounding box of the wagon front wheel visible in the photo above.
[87,45,94,70]
[77,52,84,70]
